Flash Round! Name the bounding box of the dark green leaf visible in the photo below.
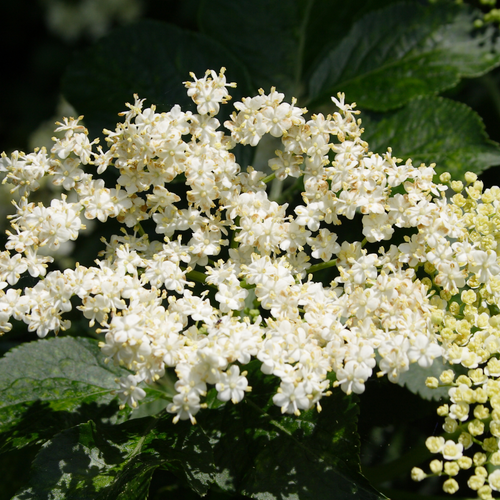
[309,2,500,110]
[12,415,215,500]
[198,0,403,99]
[62,20,252,142]
[361,95,500,178]
[304,0,405,78]
[0,336,130,452]
[199,389,385,500]
[199,0,313,98]
[0,445,40,500]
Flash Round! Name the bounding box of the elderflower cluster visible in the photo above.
[0,67,490,470]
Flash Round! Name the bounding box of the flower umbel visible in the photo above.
[2,68,499,497]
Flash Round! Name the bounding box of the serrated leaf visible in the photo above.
[304,0,405,78]
[198,0,402,99]
[0,336,130,452]
[199,390,385,500]
[62,20,252,142]
[12,416,215,500]
[309,2,500,110]
[361,95,500,178]
[397,360,451,401]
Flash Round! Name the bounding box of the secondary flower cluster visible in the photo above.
[411,174,500,499]
[1,68,499,497]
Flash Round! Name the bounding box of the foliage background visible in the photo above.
[3,0,500,499]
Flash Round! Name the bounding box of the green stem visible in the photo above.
[261,172,276,184]
[185,268,253,291]
[239,278,254,290]
[135,222,146,237]
[230,230,239,249]
[308,259,338,274]
[186,269,208,285]
[269,176,283,201]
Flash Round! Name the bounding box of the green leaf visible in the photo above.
[397,360,451,402]
[361,95,500,178]
[303,0,406,79]
[62,20,252,142]
[198,0,403,99]
[199,389,385,500]
[308,2,500,110]
[0,336,130,452]
[198,0,313,98]
[11,416,215,500]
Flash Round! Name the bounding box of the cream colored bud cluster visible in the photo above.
[473,0,500,28]
[413,173,500,497]
[0,68,480,434]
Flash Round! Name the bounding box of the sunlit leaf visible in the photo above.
[0,337,129,452]
[309,2,500,109]
[362,95,500,178]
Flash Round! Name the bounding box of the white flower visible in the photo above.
[335,360,372,395]
[489,469,500,491]
[273,381,311,415]
[469,249,500,283]
[216,365,250,404]
[408,334,442,368]
[116,374,146,409]
[0,149,50,196]
[442,440,463,460]
[167,391,201,424]
[268,150,303,180]
[307,228,340,262]
[185,68,236,116]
